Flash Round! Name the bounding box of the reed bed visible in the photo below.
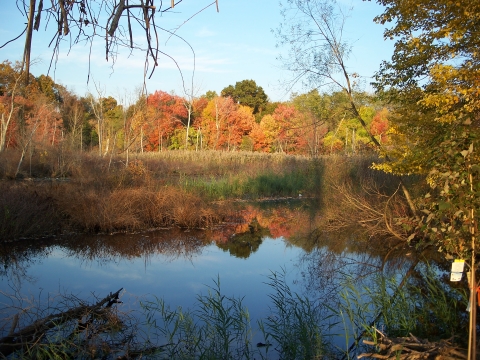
[0,149,416,240]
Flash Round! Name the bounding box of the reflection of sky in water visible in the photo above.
[0,236,304,332]
[0,229,427,360]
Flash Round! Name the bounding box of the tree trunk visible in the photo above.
[22,0,36,85]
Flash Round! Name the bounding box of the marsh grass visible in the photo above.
[332,264,468,358]
[0,150,327,239]
[259,270,328,360]
[1,267,467,359]
[181,171,315,200]
[140,277,254,360]
[0,150,414,239]
[0,182,61,239]
[135,272,330,360]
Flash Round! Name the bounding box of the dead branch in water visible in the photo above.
[0,288,123,357]
[323,180,411,241]
[359,329,467,359]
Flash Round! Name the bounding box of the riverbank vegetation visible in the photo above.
[1,150,404,239]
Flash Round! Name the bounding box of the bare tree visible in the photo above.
[276,0,417,217]
[87,83,107,157]
[0,72,23,152]
[117,87,146,166]
[4,1,219,84]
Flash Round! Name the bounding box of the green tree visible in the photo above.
[221,80,268,114]
[203,90,218,100]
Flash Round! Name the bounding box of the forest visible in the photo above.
[0,64,388,164]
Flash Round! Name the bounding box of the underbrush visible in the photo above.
[0,182,62,239]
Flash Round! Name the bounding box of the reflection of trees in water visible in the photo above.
[212,199,323,258]
[58,229,208,265]
[216,219,269,258]
[0,241,52,286]
[0,199,323,278]
[294,228,443,304]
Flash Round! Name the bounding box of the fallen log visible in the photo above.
[358,329,467,360]
[0,288,123,357]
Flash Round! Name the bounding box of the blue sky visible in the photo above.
[0,0,392,102]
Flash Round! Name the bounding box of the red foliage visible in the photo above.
[145,91,187,150]
[370,108,389,143]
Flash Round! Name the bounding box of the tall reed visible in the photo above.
[332,264,468,358]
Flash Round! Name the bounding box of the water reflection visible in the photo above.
[0,199,423,294]
[59,229,208,265]
[0,199,434,357]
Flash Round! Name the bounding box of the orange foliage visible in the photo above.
[144,91,187,150]
[200,97,236,150]
[370,108,389,143]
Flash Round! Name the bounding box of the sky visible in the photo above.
[0,0,393,103]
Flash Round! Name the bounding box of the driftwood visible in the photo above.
[358,330,467,360]
[0,288,123,357]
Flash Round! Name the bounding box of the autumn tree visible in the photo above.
[0,61,24,152]
[200,96,236,150]
[372,0,480,256]
[369,108,389,145]
[145,91,187,151]
[275,1,396,154]
[291,90,332,156]
[372,0,480,353]
[59,89,87,151]
[252,114,280,153]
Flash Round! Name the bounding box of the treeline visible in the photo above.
[0,61,389,160]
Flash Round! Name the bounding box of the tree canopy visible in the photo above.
[220,80,268,114]
[372,0,480,262]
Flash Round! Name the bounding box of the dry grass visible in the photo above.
[319,155,414,240]
[0,150,421,240]
[0,182,62,239]
[55,185,232,233]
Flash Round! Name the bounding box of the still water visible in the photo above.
[0,200,418,354]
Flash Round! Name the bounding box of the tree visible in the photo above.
[203,91,218,101]
[221,80,268,114]
[59,89,87,151]
[372,0,479,354]
[372,0,480,256]
[292,90,333,156]
[224,105,255,151]
[369,108,389,145]
[200,96,236,150]
[276,0,418,214]
[0,61,24,152]
[144,91,187,151]
[7,1,219,84]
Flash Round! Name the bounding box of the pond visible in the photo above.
[0,199,421,358]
